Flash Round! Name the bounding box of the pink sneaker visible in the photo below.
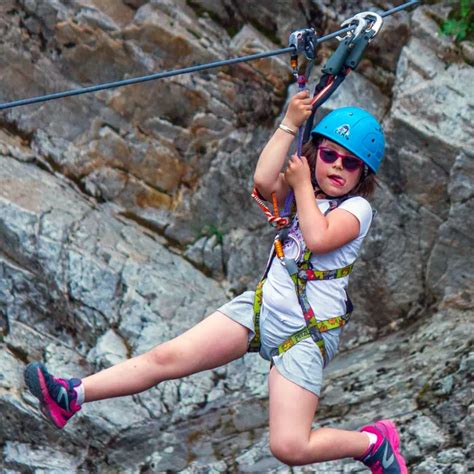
[356,420,408,474]
[24,362,82,429]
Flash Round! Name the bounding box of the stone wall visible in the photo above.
[0,1,472,472]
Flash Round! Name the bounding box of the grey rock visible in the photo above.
[86,329,129,369]
[437,447,466,465]
[407,415,445,452]
[184,234,225,279]
[3,441,83,472]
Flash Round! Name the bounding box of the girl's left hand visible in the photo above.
[285,154,311,189]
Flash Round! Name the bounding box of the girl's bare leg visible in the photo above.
[83,312,249,402]
[268,366,370,465]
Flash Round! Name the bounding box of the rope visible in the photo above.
[0,1,420,111]
[251,188,290,228]
[281,70,310,218]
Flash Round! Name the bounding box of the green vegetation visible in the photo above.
[441,0,473,42]
[200,224,224,245]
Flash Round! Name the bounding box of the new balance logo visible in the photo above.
[56,386,69,410]
[382,443,394,468]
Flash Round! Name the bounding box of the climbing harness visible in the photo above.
[248,199,354,366]
[249,8,391,364]
[0,2,420,111]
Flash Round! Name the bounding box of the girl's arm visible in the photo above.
[253,91,312,204]
[285,155,360,254]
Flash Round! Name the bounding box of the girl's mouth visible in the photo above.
[328,175,345,186]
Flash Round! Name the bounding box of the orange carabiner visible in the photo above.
[271,192,280,219]
[274,237,284,259]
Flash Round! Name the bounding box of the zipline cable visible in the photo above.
[0,0,420,111]
[0,48,295,111]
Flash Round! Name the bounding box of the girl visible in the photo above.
[25,90,407,473]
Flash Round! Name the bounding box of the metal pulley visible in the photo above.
[288,27,318,61]
[288,28,318,80]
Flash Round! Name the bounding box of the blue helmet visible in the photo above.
[311,107,385,173]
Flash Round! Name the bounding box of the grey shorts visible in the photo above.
[217,291,341,397]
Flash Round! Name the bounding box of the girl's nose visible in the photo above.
[333,157,344,169]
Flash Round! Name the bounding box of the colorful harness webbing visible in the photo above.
[248,199,354,365]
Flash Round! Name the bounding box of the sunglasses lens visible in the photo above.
[343,157,362,171]
[320,149,337,163]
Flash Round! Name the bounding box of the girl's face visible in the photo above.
[314,138,363,197]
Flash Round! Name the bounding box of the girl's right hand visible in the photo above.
[282,90,313,129]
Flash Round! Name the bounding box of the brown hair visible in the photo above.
[302,136,379,198]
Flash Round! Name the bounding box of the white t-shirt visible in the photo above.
[260,196,373,347]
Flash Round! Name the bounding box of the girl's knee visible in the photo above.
[269,436,308,466]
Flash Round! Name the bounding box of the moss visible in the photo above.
[415,381,431,407]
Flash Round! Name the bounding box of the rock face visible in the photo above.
[0,1,472,472]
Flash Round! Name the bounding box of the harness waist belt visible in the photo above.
[302,263,353,281]
[276,313,351,361]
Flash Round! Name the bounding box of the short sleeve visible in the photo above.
[339,196,373,237]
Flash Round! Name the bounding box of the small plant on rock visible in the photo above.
[441,0,473,42]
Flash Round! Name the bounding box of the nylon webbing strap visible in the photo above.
[277,313,351,356]
[249,279,265,352]
[302,69,350,144]
[303,263,354,281]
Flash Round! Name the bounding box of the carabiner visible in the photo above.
[352,11,383,41]
[337,11,383,43]
[337,15,368,42]
[275,234,302,265]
